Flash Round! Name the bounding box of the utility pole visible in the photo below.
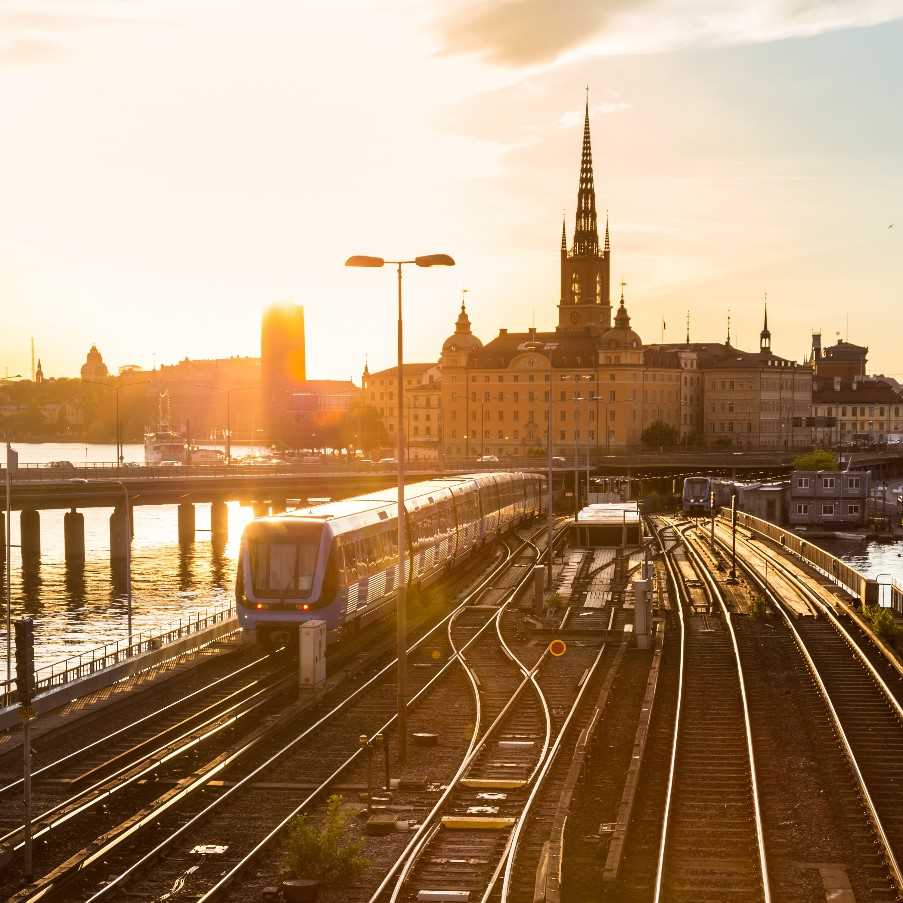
[15,617,35,879]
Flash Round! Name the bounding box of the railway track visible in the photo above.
[366,530,609,903]
[650,518,770,903]
[9,519,566,902]
[707,518,903,899]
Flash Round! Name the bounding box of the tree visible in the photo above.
[641,420,679,449]
[793,448,839,471]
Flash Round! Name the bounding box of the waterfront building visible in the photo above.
[262,303,306,441]
[80,345,110,381]
[788,469,871,527]
[811,376,903,447]
[362,362,441,459]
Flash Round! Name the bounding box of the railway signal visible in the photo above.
[548,638,567,657]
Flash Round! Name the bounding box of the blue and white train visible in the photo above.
[235,471,546,645]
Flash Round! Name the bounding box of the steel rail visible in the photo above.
[199,524,567,903]
[368,526,569,903]
[648,519,687,903]
[674,519,772,903]
[60,520,565,903]
[382,530,553,903]
[1,670,294,854]
[0,648,282,800]
[497,641,609,903]
[707,520,903,893]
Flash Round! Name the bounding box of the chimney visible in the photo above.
[528,327,537,340]
[499,328,507,336]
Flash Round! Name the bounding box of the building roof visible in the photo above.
[366,363,436,381]
[822,340,868,360]
[813,377,901,404]
[644,341,807,371]
[469,328,599,370]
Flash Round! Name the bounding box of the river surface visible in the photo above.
[2,442,269,683]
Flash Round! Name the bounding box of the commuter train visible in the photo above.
[682,476,713,515]
[235,471,546,645]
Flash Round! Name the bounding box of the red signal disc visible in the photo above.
[549,639,567,657]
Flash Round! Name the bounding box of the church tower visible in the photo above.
[558,96,611,334]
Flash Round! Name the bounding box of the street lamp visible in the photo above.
[191,384,257,464]
[71,478,135,642]
[346,252,455,766]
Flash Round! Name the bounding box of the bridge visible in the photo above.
[4,449,902,563]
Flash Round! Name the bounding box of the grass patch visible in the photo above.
[863,605,899,644]
[284,794,368,886]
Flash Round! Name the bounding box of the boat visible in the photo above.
[144,392,187,465]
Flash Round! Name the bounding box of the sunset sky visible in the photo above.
[1,0,901,382]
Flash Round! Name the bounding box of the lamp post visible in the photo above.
[2,377,21,704]
[84,379,152,468]
[191,384,257,464]
[346,252,455,766]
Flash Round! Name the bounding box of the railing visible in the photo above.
[2,603,237,708]
[720,507,903,615]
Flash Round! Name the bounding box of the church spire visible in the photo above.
[560,216,567,252]
[603,213,610,255]
[572,91,599,257]
[760,293,771,353]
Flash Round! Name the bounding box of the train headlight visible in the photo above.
[296,603,310,611]
[255,603,267,610]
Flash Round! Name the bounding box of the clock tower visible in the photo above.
[558,97,611,335]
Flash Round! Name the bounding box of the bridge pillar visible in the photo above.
[210,500,228,538]
[110,506,130,562]
[20,509,40,560]
[271,498,286,514]
[178,502,196,543]
[64,509,85,563]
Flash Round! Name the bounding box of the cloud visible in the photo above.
[437,0,903,67]
[0,3,134,65]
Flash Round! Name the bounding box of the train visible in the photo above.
[682,476,714,515]
[235,471,546,645]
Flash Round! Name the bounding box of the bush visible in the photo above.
[864,605,898,644]
[641,420,679,448]
[284,794,368,886]
[792,449,839,471]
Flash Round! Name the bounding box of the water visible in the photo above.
[2,443,269,681]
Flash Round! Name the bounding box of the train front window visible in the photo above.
[249,525,322,597]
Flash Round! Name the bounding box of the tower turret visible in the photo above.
[760,295,771,354]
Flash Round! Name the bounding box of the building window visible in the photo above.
[821,503,834,516]
[559,430,566,440]
[848,477,861,490]
[795,503,809,515]
[848,504,861,515]
[822,477,836,490]
[797,477,810,489]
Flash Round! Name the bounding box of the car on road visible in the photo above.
[378,457,398,466]
[476,455,500,464]
[551,456,566,466]
[48,460,76,473]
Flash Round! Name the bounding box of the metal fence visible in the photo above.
[719,507,903,615]
[2,603,237,707]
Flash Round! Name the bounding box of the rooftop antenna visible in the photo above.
[686,310,691,344]
[845,312,849,342]
[726,309,731,345]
